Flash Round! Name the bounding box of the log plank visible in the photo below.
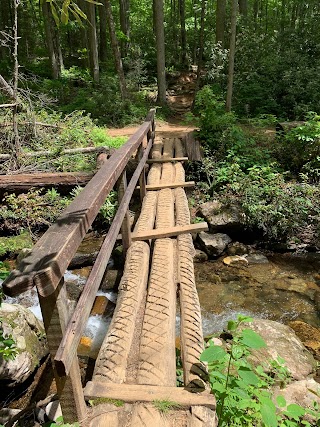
[83,382,216,409]
[129,223,208,241]
[136,181,195,191]
[146,157,188,163]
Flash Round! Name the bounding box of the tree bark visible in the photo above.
[42,2,61,79]
[86,3,100,83]
[12,0,20,167]
[119,0,130,57]
[179,0,187,67]
[238,0,248,18]
[104,0,128,99]
[226,0,237,112]
[153,0,166,105]
[99,0,108,63]
[216,0,226,47]
[195,0,206,94]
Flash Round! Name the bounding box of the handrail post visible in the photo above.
[38,279,87,423]
[138,144,147,202]
[117,170,132,256]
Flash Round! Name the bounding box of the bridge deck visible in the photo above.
[84,137,217,426]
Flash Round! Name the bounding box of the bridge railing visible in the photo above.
[2,109,156,423]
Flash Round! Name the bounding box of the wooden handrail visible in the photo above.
[54,136,153,377]
[2,109,155,298]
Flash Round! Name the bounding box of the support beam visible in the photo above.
[83,382,216,409]
[146,157,188,163]
[129,222,208,241]
[137,181,195,191]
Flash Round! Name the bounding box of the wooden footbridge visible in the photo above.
[3,110,217,426]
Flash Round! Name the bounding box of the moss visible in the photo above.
[0,231,33,257]
[89,398,124,407]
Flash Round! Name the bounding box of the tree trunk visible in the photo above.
[238,0,248,18]
[195,0,206,94]
[105,0,128,99]
[119,0,130,57]
[86,3,100,83]
[42,2,61,79]
[12,0,20,168]
[99,0,108,63]
[153,0,166,105]
[179,0,187,67]
[216,0,226,47]
[226,0,237,112]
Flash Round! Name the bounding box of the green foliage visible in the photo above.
[0,332,18,361]
[201,315,319,427]
[0,231,33,257]
[43,416,79,427]
[0,261,11,280]
[152,399,182,414]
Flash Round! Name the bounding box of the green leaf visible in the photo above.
[238,367,259,385]
[227,320,237,331]
[85,0,103,5]
[240,329,266,349]
[200,345,227,363]
[72,3,87,19]
[231,344,244,360]
[276,395,287,408]
[237,315,253,323]
[61,0,70,24]
[285,403,306,420]
[50,2,60,26]
[260,397,277,427]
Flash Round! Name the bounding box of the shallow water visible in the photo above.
[196,253,320,336]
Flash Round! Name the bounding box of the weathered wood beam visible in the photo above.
[128,223,208,241]
[83,382,216,409]
[136,181,195,191]
[0,103,17,108]
[2,120,152,298]
[0,146,109,161]
[146,157,188,163]
[54,138,153,377]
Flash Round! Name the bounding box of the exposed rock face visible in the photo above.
[223,255,248,267]
[227,242,249,256]
[194,249,208,263]
[199,200,243,232]
[198,232,232,257]
[288,320,320,361]
[246,253,269,264]
[274,379,320,411]
[242,319,316,381]
[0,303,48,386]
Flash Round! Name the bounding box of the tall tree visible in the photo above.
[86,2,99,82]
[216,0,226,47]
[238,0,248,19]
[226,0,237,112]
[12,0,20,166]
[195,0,206,93]
[42,1,62,79]
[179,0,187,66]
[119,0,130,57]
[153,0,166,105]
[104,0,128,99]
[99,1,108,63]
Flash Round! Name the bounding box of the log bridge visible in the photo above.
[2,110,217,426]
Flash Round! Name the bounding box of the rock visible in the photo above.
[274,379,320,413]
[288,321,320,360]
[0,408,21,424]
[0,303,48,386]
[194,249,208,263]
[242,319,316,381]
[199,200,243,232]
[223,255,248,267]
[227,242,249,256]
[78,336,92,357]
[198,232,232,257]
[45,400,62,422]
[246,253,269,264]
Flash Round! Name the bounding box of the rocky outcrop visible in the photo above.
[274,379,320,411]
[0,303,48,386]
[242,319,316,381]
[198,232,232,257]
[199,200,243,233]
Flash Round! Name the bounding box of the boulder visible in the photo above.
[242,319,316,381]
[288,321,320,360]
[0,303,48,386]
[227,242,249,256]
[199,200,243,232]
[274,379,320,412]
[223,255,248,267]
[194,249,208,263]
[198,232,232,257]
[246,253,269,264]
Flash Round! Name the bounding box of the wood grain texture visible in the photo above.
[93,241,150,383]
[174,138,185,158]
[139,181,195,190]
[187,406,218,426]
[131,223,208,241]
[146,157,188,163]
[84,383,216,409]
[137,239,176,386]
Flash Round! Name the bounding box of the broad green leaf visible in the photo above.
[231,344,244,359]
[61,0,70,24]
[200,345,227,362]
[227,320,237,331]
[50,3,60,26]
[72,3,87,19]
[260,397,277,427]
[237,315,253,323]
[240,329,266,349]
[238,367,259,385]
[85,0,103,5]
[285,403,306,419]
[70,7,83,26]
[276,395,287,408]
